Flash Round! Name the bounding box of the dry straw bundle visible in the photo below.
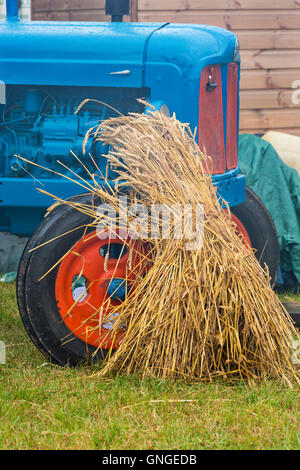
[20,103,299,385]
[84,106,299,385]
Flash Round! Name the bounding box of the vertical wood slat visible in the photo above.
[131,0,138,21]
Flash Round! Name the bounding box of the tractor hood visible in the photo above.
[0,19,237,89]
[0,20,166,87]
[146,23,237,78]
[144,23,238,128]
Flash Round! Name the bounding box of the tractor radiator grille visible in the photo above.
[198,63,239,174]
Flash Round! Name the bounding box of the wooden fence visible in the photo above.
[31,0,300,136]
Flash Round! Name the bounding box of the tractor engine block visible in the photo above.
[0,85,147,180]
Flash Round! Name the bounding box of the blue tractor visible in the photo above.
[0,0,279,365]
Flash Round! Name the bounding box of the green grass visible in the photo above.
[0,282,299,450]
[277,292,300,304]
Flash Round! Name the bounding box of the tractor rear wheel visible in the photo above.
[231,186,280,286]
[17,187,279,366]
[16,193,149,366]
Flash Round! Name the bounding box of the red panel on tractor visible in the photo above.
[226,63,238,170]
[198,64,225,174]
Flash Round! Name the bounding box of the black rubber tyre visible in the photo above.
[231,186,280,286]
[16,193,107,366]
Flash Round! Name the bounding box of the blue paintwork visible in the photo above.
[144,24,237,134]
[0,21,156,88]
[0,1,243,236]
[107,278,128,301]
[0,172,245,236]
[6,0,18,20]
[214,173,245,208]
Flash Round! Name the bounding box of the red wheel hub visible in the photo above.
[55,230,149,350]
[55,213,250,351]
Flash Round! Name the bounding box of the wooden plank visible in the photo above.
[33,9,131,22]
[33,11,70,21]
[138,10,300,30]
[67,10,110,22]
[240,69,300,90]
[237,31,274,50]
[131,0,138,22]
[253,50,300,70]
[274,30,300,49]
[267,70,300,90]
[139,0,300,10]
[36,0,300,13]
[278,90,300,107]
[241,50,300,70]
[33,0,105,12]
[239,109,300,129]
[34,0,136,17]
[239,128,300,137]
[240,89,299,109]
[240,70,269,89]
[31,0,35,19]
[240,50,260,70]
[33,9,108,22]
[237,30,300,50]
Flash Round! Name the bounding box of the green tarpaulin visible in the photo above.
[238,134,300,286]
